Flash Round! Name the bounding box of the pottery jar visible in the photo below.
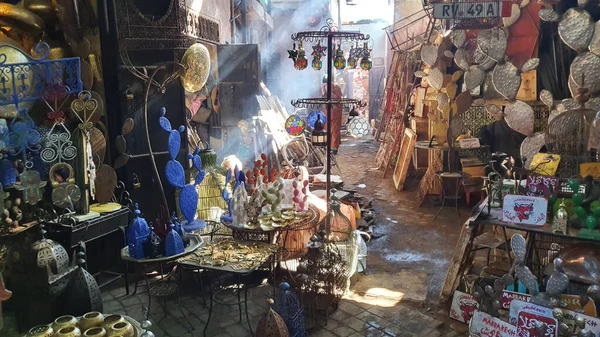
[79,312,104,331]
[101,315,125,331]
[27,325,54,337]
[56,326,82,337]
[53,315,78,331]
[83,327,107,337]
[107,321,134,337]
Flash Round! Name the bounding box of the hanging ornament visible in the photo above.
[285,115,306,136]
[311,41,326,70]
[307,110,326,130]
[41,123,77,164]
[287,43,298,68]
[311,113,327,147]
[296,41,308,70]
[14,170,47,205]
[71,91,99,199]
[312,56,322,70]
[360,42,372,71]
[348,42,359,69]
[334,44,346,70]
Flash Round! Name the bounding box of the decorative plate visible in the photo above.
[348,116,370,138]
[285,115,306,136]
[180,43,211,93]
[307,110,326,130]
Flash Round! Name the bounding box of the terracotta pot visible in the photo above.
[107,321,134,337]
[101,315,125,331]
[79,312,104,331]
[27,325,54,337]
[83,327,107,337]
[52,315,78,331]
[56,326,82,337]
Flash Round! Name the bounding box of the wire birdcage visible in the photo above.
[276,282,307,337]
[195,149,229,220]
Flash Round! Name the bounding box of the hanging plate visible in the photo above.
[520,132,546,166]
[421,44,439,67]
[454,48,469,71]
[450,30,467,48]
[539,8,560,22]
[485,104,504,120]
[540,89,554,108]
[477,27,508,64]
[455,91,473,115]
[427,68,444,91]
[590,21,600,56]
[492,62,521,101]
[284,115,305,136]
[521,58,540,73]
[465,65,484,91]
[505,100,534,136]
[181,43,211,93]
[503,4,521,28]
[570,52,600,96]
[558,8,594,52]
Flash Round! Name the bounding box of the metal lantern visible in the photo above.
[255,307,290,337]
[360,43,372,70]
[311,114,327,147]
[553,200,568,235]
[333,44,346,70]
[276,282,307,337]
[296,42,308,70]
[68,248,103,316]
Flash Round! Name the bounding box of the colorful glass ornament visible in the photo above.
[307,111,326,130]
[287,43,298,68]
[296,42,308,70]
[360,42,372,70]
[312,41,326,58]
[334,44,346,70]
[285,115,306,136]
[312,56,322,70]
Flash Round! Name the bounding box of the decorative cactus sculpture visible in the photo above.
[262,178,285,213]
[246,154,279,195]
[292,178,309,212]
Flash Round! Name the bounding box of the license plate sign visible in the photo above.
[433,2,505,19]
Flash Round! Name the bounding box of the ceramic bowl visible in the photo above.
[53,315,78,331]
[83,327,107,337]
[56,326,82,337]
[27,325,54,337]
[101,315,125,331]
[108,321,134,337]
[79,312,104,331]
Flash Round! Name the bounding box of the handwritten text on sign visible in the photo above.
[501,291,532,310]
[470,310,516,337]
[459,138,481,149]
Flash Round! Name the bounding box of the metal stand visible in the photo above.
[203,272,254,337]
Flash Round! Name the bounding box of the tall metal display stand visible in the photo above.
[290,19,369,229]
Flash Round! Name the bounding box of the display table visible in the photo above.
[120,234,204,330]
[440,201,597,300]
[178,239,278,337]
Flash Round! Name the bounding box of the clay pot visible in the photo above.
[56,326,82,337]
[27,325,54,337]
[52,315,78,332]
[83,327,107,337]
[101,315,125,331]
[79,312,104,331]
[107,321,134,337]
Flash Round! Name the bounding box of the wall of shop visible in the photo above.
[394,0,424,22]
[186,0,233,43]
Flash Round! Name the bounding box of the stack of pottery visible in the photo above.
[26,313,136,337]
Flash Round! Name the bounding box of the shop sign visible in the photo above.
[501,291,531,310]
[502,195,547,226]
[516,310,558,337]
[449,290,479,323]
[470,310,517,337]
[433,1,506,19]
[509,300,553,325]
[560,309,600,336]
[459,138,481,149]
[184,7,220,43]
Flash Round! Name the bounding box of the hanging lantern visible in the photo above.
[334,44,346,70]
[311,113,327,147]
[255,303,290,337]
[347,43,358,69]
[311,41,325,70]
[360,42,372,71]
[287,43,298,68]
[296,41,308,70]
[312,57,322,70]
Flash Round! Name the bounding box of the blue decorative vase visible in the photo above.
[164,224,184,256]
[0,156,16,188]
[127,204,150,259]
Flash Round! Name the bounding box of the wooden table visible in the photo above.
[440,201,597,300]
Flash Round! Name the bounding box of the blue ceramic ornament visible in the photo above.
[221,166,245,223]
[164,223,184,256]
[127,204,150,259]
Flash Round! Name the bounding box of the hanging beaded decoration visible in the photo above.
[71,91,99,199]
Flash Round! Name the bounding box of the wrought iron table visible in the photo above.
[177,240,278,337]
[120,234,204,330]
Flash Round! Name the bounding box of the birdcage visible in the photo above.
[276,282,307,337]
[194,149,229,221]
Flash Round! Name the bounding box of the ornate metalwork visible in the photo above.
[0,43,81,106]
[291,98,366,110]
[291,19,370,42]
[41,123,76,163]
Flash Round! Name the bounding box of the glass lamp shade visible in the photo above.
[312,57,322,70]
[348,56,357,69]
[311,130,327,147]
[334,56,346,70]
[360,56,372,70]
[296,56,308,70]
